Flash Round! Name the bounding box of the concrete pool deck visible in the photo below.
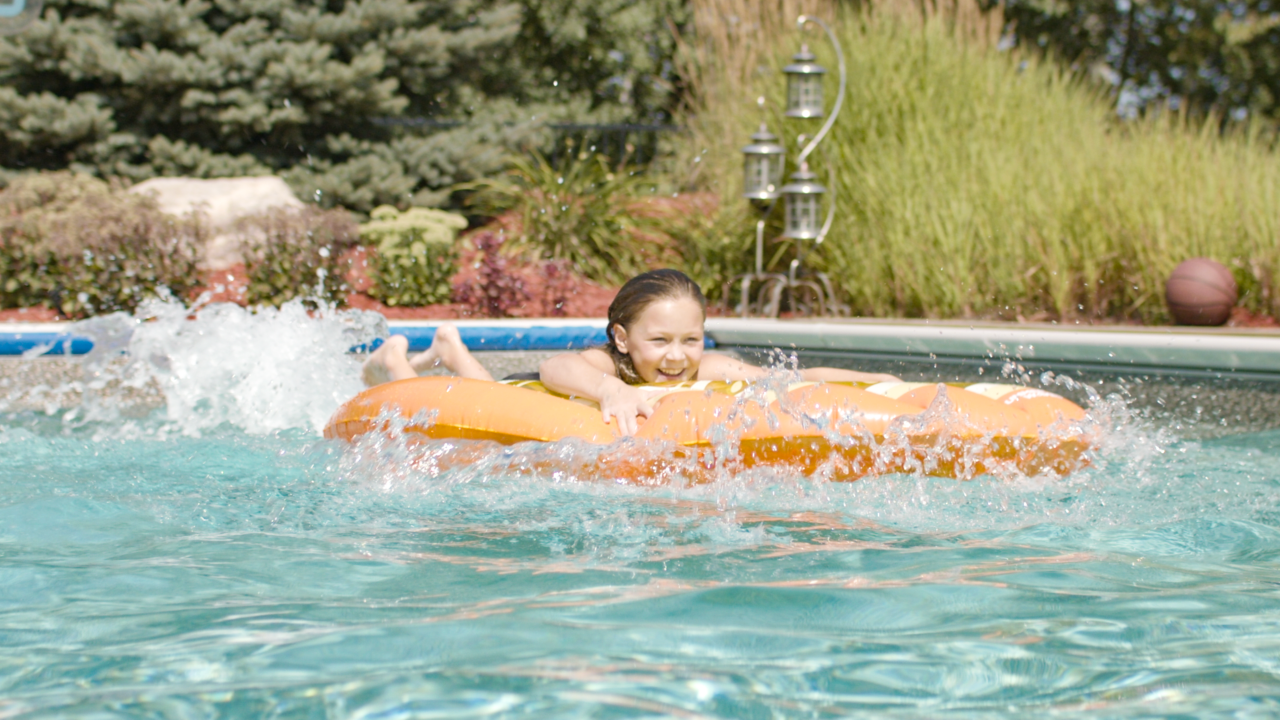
[706,317,1280,379]
[2,316,1278,376]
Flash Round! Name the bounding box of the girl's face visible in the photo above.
[613,296,705,383]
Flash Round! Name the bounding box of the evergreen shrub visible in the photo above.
[240,206,359,308]
[361,206,465,307]
[0,0,686,211]
[0,172,203,317]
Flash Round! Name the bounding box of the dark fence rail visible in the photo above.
[546,123,680,166]
[373,119,682,166]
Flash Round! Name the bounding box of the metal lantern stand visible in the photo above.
[728,15,849,318]
[733,123,790,316]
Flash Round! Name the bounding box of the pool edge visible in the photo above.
[3,316,1278,377]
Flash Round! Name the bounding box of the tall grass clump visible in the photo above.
[463,151,678,286]
[677,0,1280,321]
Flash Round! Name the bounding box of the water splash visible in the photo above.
[0,299,1182,506]
[10,298,384,438]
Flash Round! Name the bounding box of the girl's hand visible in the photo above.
[600,383,657,436]
[861,372,901,384]
[799,367,902,385]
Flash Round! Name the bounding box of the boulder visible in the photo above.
[129,177,304,269]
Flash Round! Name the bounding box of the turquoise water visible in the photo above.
[3,302,1280,718]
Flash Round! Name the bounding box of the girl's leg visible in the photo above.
[362,324,493,387]
[361,335,415,386]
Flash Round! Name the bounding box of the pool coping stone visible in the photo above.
[1,317,1277,376]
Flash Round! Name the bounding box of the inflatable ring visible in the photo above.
[325,377,1091,482]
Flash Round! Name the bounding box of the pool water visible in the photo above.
[3,301,1280,718]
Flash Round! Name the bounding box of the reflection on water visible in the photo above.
[2,303,1280,717]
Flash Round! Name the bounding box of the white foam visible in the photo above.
[65,297,385,437]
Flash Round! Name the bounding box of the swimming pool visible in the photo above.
[3,301,1280,717]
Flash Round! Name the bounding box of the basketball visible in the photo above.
[1165,258,1237,326]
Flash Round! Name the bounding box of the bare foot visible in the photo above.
[361,325,493,387]
[406,327,452,375]
[362,335,411,387]
[412,324,493,381]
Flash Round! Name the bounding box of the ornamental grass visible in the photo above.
[675,0,1280,321]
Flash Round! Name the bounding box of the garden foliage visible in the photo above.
[239,206,360,308]
[0,0,686,211]
[361,205,464,307]
[0,172,203,318]
[464,151,672,285]
[995,0,1280,123]
[651,196,753,305]
[453,230,528,318]
[679,0,1280,322]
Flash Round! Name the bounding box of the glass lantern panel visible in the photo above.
[802,77,823,114]
[745,156,782,195]
[744,157,762,193]
[787,80,803,115]
[786,194,820,237]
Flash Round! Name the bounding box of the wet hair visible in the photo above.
[604,269,707,385]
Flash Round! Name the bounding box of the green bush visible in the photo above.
[0,172,203,317]
[0,229,51,312]
[465,152,662,285]
[638,194,755,304]
[240,206,359,308]
[362,206,465,307]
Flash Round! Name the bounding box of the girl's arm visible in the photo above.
[539,349,655,436]
[698,353,899,384]
[799,367,901,384]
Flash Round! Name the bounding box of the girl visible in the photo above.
[539,269,898,435]
[363,269,899,435]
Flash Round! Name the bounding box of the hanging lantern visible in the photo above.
[741,123,786,201]
[784,44,826,119]
[781,163,825,240]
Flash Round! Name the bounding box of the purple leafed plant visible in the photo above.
[454,231,529,318]
[540,259,574,317]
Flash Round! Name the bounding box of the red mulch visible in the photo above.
[341,239,618,319]
[183,236,621,319]
[0,307,62,323]
[1228,306,1280,328]
[7,202,1280,327]
[193,264,250,306]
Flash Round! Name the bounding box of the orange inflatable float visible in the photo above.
[325,377,1090,482]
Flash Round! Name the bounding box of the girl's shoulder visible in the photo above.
[697,352,769,382]
[577,347,618,373]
